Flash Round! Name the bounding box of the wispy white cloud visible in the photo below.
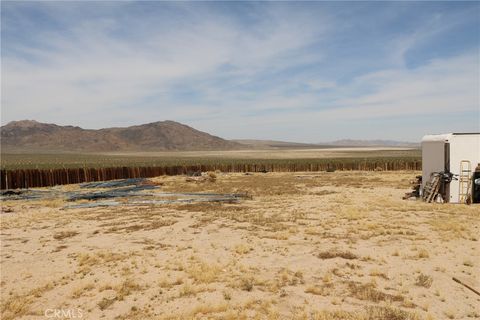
[331,53,479,118]
[2,3,329,128]
[188,52,479,141]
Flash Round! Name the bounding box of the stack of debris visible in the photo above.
[0,177,252,209]
[185,171,217,183]
[403,175,422,200]
[421,171,455,203]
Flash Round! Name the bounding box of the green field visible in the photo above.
[0,148,421,170]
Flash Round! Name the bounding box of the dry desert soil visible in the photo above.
[1,171,479,320]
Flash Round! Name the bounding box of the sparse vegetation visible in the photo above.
[415,274,433,288]
[312,306,422,320]
[417,249,430,259]
[317,250,358,260]
[186,259,221,284]
[53,230,79,240]
[1,171,477,319]
[71,283,95,298]
[348,282,405,303]
[305,285,330,296]
[234,243,253,254]
[98,297,116,310]
[239,276,255,292]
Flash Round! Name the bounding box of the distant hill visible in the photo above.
[326,139,419,147]
[1,120,244,152]
[1,120,419,153]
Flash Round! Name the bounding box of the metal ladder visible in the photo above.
[459,160,472,204]
[422,173,441,203]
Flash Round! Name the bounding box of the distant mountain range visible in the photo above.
[0,120,243,152]
[231,139,334,149]
[0,120,419,153]
[236,139,418,149]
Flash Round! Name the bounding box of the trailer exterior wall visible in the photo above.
[421,140,446,194]
[448,134,480,203]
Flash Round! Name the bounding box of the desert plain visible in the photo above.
[1,171,479,320]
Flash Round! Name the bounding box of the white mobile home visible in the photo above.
[421,133,480,203]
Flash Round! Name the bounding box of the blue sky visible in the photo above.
[1,1,479,142]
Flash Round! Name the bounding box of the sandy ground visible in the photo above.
[1,171,479,320]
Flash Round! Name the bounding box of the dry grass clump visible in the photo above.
[1,295,32,320]
[71,283,95,298]
[98,297,116,311]
[415,273,433,288]
[416,249,429,259]
[348,282,404,303]
[232,298,278,319]
[190,303,228,318]
[53,230,79,240]
[259,231,290,240]
[312,306,422,320]
[239,276,255,291]
[309,190,338,196]
[222,290,232,300]
[158,276,183,289]
[97,278,141,310]
[305,285,331,296]
[186,260,221,284]
[1,283,54,320]
[268,269,305,292]
[180,283,213,298]
[77,251,130,267]
[317,250,358,260]
[234,243,253,255]
[115,307,153,320]
[106,219,177,233]
[52,245,69,252]
[116,278,141,300]
[178,282,196,297]
[337,206,367,221]
[369,269,389,280]
[291,270,305,285]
